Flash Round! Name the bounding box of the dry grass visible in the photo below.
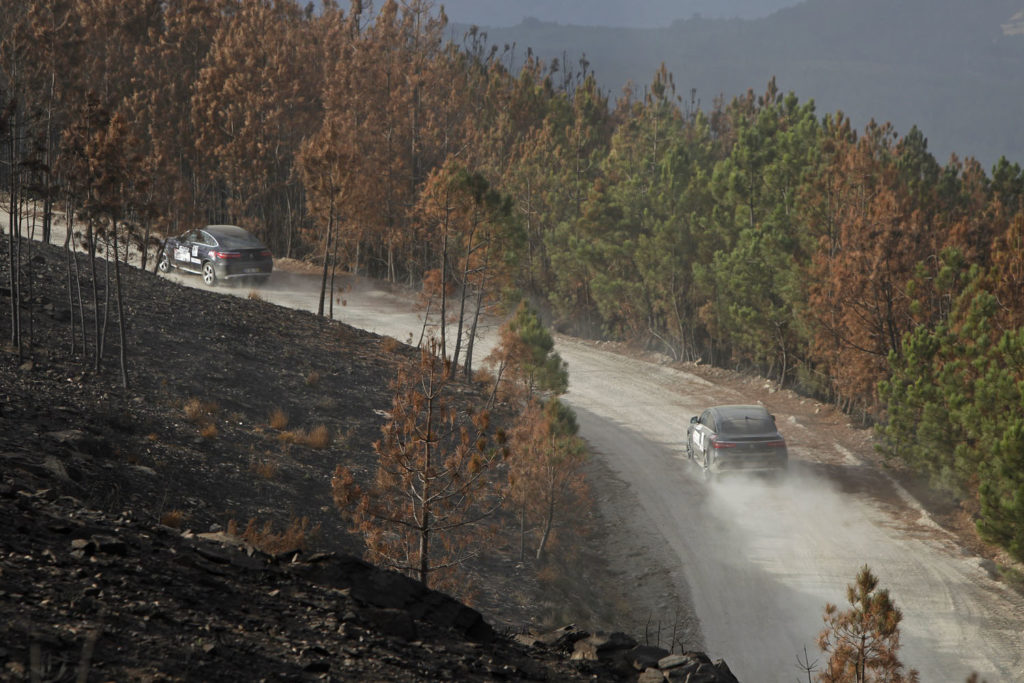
[247,289,263,301]
[228,516,321,555]
[200,423,219,440]
[536,563,562,585]
[473,366,496,386]
[380,336,400,353]
[251,457,278,480]
[160,509,185,529]
[183,397,219,423]
[304,424,330,449]
[277,424,330,449]
[304,370,320,387]
[268,407,288,430]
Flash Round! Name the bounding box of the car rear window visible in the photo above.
[216,232,264,249]
[719,416,775,436]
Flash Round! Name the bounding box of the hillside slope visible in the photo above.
[0,240,691,681]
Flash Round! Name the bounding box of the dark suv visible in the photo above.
[686,404,788,476]
[158,225,273,286]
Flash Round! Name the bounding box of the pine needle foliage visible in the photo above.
[332,340,505,592]
[816,565,919,683]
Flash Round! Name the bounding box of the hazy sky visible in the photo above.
[436,0,803,28]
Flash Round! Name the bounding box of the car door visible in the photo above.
[192,229,216,266]
[691,410,715,457]
[171,230,198,269]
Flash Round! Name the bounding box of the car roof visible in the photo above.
[202,224,253,239]
[711,404,770,419]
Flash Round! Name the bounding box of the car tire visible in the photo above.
[202,262,217,286]
[157,251,171,273]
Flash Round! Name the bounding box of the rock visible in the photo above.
[359,607,418,641]
[658,653,692,669]
[571,631,641,676]
[628,644,671,671]
[91,534,127,556]
[571,631,637,661]
[515,624,586,652]
[638,669,667,682]
[977,557,998,579]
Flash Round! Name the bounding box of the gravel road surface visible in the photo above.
[203,267,1023,682]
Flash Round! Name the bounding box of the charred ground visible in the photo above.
[0,240,649,681]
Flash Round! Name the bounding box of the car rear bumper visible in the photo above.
[711,451,789,472]
[213,262,273,279]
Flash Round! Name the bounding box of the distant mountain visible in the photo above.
[433,0,801,27]
[450,0,1024,169]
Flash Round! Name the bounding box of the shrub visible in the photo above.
[200,423,218,440]
[304,424,330,449]
[268,407,288,430]
[251,457,278,480]
[305,370,320,386]
[183,397,219,423]
[160,509,185,528]
[231,517,321,555]
[381,336,400,353]
[276,425,329,449]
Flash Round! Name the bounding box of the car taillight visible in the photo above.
[260,250,272,258]
[710,436,736,449]
[766,440,787,447]
[212,251,241,259]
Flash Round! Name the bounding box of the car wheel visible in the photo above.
[202,262,216,286]
[157,251,171,273]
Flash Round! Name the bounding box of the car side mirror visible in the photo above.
[690,416,698,424]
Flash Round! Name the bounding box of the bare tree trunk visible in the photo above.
[24,199,36,347]
[329,219,341,320]
[535,490,555,561]
[449,281,468,377]
[317,206,333,317]
[438,231,448,358]
[99,233,111,363]
[7,126,22,354]
[87,223,101,372]
[65,236,77,356]
[518,498,526,563]
[463,262,489,380]
[65,196,87,356]
[140,220,151,271]
[111,218,128,389]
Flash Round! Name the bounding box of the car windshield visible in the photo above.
[718,413,775,436]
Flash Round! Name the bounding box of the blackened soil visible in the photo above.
[0,241,631,682]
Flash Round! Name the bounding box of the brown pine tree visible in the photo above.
[816,565,919,683]
[506,399,587,562]
[331,342,505,592]
[191,0,319,253]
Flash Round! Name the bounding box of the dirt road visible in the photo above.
[159,266,1022,682]
[17,220,1024,681]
